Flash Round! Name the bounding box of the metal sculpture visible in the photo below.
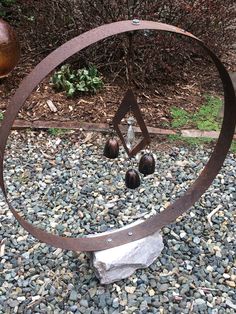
[0,20,235,252]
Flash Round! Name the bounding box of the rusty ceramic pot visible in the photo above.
[103,138,119,159]
[138,153,155,175]
[125,169,140,189]
[0,19,20,78]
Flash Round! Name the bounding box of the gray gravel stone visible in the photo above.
[69,290,78,301]
[0,130,235,313]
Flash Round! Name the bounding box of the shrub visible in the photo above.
[0,0,16,18]
[5,1,236,87]
[77,0,236,86]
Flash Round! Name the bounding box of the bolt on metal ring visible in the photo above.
[132,19,140,25]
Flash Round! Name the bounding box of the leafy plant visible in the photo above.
[171,95,222,131]
[51,64,103,97]
[48,128,68,136]
[0,111,4,121]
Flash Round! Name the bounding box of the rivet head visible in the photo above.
[132,19,140,25]
[107,238,113,243]
[128,232,133,236]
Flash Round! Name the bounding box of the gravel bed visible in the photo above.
[0,130,235,313]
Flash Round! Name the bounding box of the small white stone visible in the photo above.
[32,295,41,302]
[148,289,155,297]
[206,265,213,272]
[17,296,26,302]
[17,235,28,242]
[180,231,187,239]
[207,302,213,308]
[225,298,236,310]
[176,160,188,167]
[125,286,136,294]
[0,240,6,257]
[193,237,200,244]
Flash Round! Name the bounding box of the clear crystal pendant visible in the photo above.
[112,89,150,157]
[126,116,136,150]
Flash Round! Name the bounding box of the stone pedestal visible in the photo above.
[91,222,164,284]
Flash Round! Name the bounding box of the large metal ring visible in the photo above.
[0,21,235,252]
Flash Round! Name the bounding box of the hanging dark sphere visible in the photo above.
[138,153,155,175]
[103,138,119,159]
[125,169,140,189]
[0,19,20,78]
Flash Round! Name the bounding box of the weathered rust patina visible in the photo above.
[0,20,235,252]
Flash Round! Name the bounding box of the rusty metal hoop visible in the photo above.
[0,20,235,252]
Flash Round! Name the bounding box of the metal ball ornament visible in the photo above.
[125,169,140,189]
[138,153,155,175]
[0,19,20,78]
[103,138,119,159]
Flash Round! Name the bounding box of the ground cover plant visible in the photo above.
[169,94,236,152]
[170,95,222,131]
[168,135,236,153]
[48,128,69,136]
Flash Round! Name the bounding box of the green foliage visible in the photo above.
[171,95,222,131]
[183,137,214,146]
[230,141,236,153]
[160,120,170,128]
[170,107,191,128]
[48,128,68,136]
[168,134,182,142]
[168,134,214,146]
[192,95,222,131]
[0,111,4,121]
[51,64,103,97]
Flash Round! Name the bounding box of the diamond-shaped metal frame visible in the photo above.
[112,89,151,157]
